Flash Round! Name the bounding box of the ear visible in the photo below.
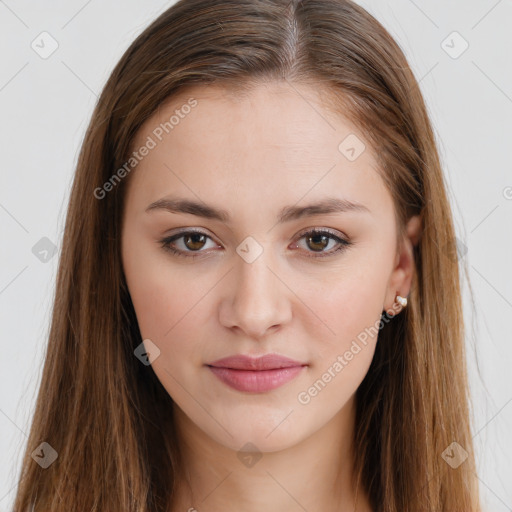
[383,214,422,315]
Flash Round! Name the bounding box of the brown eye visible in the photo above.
[305,233,330,252]
[183,233,208,251]
[160,228,352,260]
[159,230,218,259]
[293,228,352,258]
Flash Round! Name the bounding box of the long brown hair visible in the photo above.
[12,0,481,510]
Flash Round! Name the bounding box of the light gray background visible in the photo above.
[1,1,511,510]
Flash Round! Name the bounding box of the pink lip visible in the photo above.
[206,354,308,393]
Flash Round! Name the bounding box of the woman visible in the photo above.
[13,0,481,510]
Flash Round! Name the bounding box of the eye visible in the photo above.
[159,227,352,259]
[291,228,352,258]
[159,229,219,259]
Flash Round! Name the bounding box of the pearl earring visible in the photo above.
[396,294,408,308]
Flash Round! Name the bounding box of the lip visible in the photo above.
[206,354,308,393]
[208,354,306,370]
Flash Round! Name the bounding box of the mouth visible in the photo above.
[207,365,306,393]
[206,353,308,393]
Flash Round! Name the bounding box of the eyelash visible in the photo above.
[159,228,352,260]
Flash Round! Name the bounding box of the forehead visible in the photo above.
[126,81,390,219]
[134,81,364,154]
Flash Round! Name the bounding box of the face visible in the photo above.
[121,81,416,453]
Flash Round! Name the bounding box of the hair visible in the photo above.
[12,0,481,510]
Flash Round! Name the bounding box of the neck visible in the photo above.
[170,395,373,512]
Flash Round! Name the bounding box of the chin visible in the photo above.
[198,410,310,454]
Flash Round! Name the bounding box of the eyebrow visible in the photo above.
[145,196,371,223]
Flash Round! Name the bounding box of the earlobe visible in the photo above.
[383,292,408,317]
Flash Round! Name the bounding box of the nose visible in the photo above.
[218,249,293,339]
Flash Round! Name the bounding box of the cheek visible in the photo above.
[123,231,191,338]
[308,268,387,349]
[295,281,385,419]
[298,258,391,407]
[123,262,177,342]
[122,241,217,374]
[124,257,213,406]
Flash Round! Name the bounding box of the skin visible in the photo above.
[121,81,421,512]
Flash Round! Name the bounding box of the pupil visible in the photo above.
[185,233,206,251]
[308,234,328,252]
